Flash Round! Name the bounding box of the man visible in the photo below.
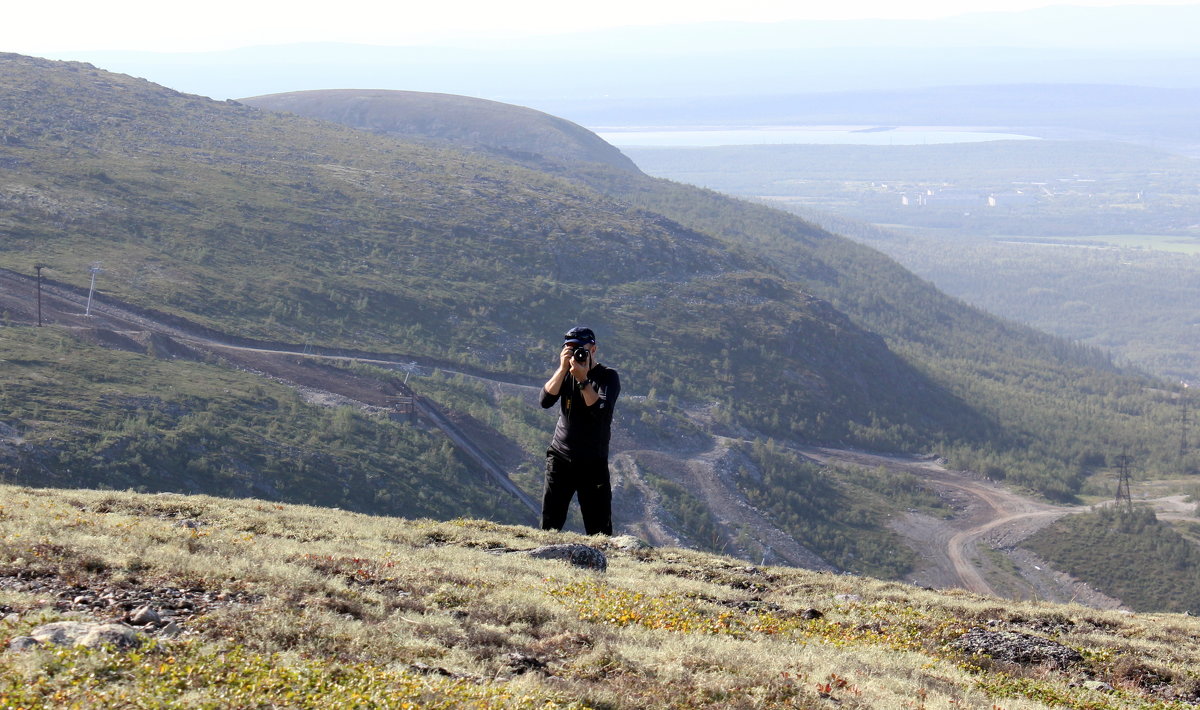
[539,326,621,536]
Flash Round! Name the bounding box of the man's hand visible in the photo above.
[544,343,599,406]
[569,350,591,383]
[544,344,578,397]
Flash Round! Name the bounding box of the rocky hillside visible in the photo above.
[2,485,1199,709]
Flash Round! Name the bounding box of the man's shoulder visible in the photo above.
[594,364,620,380]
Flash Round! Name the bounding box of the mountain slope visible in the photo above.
[0,53,978,454]
[252,86,1186,498]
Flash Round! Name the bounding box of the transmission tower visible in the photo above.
[85,262,103,317]
[1114,445,1133,515]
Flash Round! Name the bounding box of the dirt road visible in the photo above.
[803,446,1191,605]
[797,447,1070,595]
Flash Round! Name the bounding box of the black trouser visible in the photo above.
[541,450,612,536]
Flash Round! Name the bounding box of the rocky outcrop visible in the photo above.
[950,627,1083,669]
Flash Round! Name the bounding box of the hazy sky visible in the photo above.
[7,0,1198,53]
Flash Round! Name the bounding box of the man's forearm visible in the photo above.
[543,368,568,396]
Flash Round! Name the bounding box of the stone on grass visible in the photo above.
[17,621,142,651]
[608,535,650,552]
[504,652,549,675]
[7,636,40,652]
[128,605,161,625]
[526,544,607,572]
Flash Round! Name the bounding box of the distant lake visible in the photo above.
[595,126,1040,147]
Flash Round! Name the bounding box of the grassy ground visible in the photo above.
[3,485,1200,708]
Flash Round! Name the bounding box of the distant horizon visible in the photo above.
[597,126,1042,148]
[7,0,1200,54]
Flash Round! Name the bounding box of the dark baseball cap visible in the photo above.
[563,326,596,345]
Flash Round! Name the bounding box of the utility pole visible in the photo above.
[1181,382,1190,474]
[1114,445,1133,515]
[34,264,44,326]
[85,262,103,317]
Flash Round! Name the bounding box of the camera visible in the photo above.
[572,346,590,363]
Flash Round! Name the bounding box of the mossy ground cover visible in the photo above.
[3,486,1200,708]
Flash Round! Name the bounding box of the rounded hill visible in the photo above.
[240,88,640,172]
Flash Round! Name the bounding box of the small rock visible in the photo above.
[801,608,824,620]
[157,621,182,638]
[526,544,607,572]
[834,594,861,602]
[1083,681,1114,693]
[3,613,20,624]
[28,621,141,650]
[8,636,40,652]
[504,652,548,675]
[73,595,93,606]
[128,605,161,625]
[608,535,650,551]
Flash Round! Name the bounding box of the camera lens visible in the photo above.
[572,347,589,363]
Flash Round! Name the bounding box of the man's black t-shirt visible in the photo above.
[540,363,620,462]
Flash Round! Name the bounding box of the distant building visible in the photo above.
[923,190,986,208]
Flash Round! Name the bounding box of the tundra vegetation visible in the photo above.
[4,485,1200,708]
